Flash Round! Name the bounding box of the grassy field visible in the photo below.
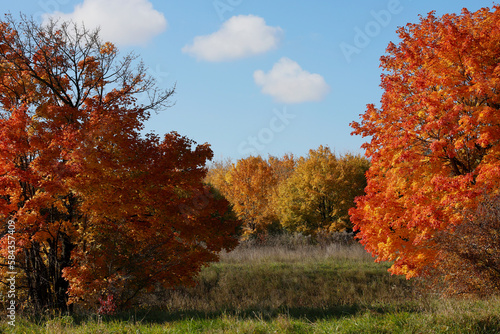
[4,234,500,333]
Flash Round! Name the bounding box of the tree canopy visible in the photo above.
[217,156,279,235]
[0,16,239,311]
[276,147,369,234]
[350,6,500,281]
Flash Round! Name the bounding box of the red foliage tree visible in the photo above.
[0,16,239,311]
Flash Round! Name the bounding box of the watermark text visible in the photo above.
[213,0,244,21]
[5,219,16,327]
[340,0,407,63]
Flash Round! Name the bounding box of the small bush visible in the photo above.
[425,195,500,296]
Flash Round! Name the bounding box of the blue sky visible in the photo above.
[4,0,497,161]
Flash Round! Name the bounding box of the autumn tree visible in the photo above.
[0,16,239,312]
[222,156,278,235]
[276,146,369,235]
[205,154,296,237]
[268,153,296,184]
[205,158,233,197]
[350,6,500,283]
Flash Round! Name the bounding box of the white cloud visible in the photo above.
[254,57,330,104]
[43,0,167,46]
[182,15,283,62]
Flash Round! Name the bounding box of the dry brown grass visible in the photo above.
[219,239,372,264]
[138,232,416,315]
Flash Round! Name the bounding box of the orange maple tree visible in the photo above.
[0,16,239,311]
[350,6,500,279]
[206,155,296,237]
[223,156,278,235]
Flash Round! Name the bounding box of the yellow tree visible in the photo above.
[205,158,233,196]
[268,153,296,184]
[276,146,369,234]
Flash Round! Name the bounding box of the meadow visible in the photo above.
[4,233,500,333]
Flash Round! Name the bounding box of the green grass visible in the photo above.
[7,299,500,334]
[3,235,500,333]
